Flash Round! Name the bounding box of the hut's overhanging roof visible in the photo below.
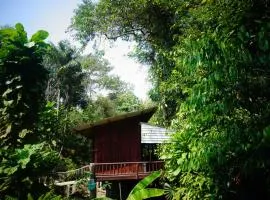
[73,107,157,137]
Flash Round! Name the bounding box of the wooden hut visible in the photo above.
[74,107,170,181]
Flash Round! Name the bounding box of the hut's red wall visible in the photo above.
[93,120,141,163]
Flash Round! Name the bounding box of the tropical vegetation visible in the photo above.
[1,0,270,199]
[0,23,144,199]
[71,0,270,199]
[0,23,61,199]
[127,171,164,200]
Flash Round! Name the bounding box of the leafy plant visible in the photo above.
[27,191,62,200]
[0,23,62,199]
[127,171,164,200]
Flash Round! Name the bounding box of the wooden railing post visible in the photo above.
[136,163,139,179]
[93,161,164,181]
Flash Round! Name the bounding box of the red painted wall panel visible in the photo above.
[93,119,141,163]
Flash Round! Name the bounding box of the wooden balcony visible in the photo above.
[92,161,164,181]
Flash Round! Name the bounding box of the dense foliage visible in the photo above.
[71,0,270,199]
[0,24,61,199]
[43,42,143,165]
[44,40,86,108]
[0,20,145,199]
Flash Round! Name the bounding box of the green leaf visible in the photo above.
[164,183,175,200]
[19,129,31,138]
[27,193,34,200]
[0,128,9,139]
[2,88,13,98]
[52,140,57,146]
[127,188,164,200]
[15,23,27,43]
[4,166,18,175]
[172,167,181,176]
[3,100,14,106]
[30,30,49,42]
[6,124,12,134]
[16,144,44,169]
[37,191,62,200]
[128,171,162,198]
[15,23,24,33]
[3,195,17,200]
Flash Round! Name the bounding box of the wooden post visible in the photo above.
[136,163,139,179]
[71,184,76,194]
[66,184,70,197]
[143,162,146,172]
[119,182,122,200]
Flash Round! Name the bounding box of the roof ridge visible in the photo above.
[74,106,157,133]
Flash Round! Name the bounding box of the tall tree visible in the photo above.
[80,52,129,98]
[71,0,270,199]
[111,91,142,113]
[44,40,86,108]
[70,0,184,124]
[93,90,142,118]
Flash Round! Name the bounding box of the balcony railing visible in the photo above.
[92,161,164,181]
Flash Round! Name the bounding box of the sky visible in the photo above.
[0,0,151,99]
